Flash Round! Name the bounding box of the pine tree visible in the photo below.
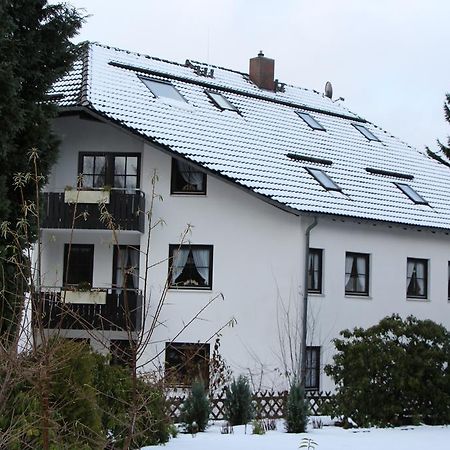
[180,380,210,433]
[0,0,83,338]
[224,375,253,426]
[285,380,309,433]
[427,93,450,168]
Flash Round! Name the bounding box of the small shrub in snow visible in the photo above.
[223,375,254,426]
[285,381,309,433]
[299,437,318,449]
[180,380,210,433]
[251,419,266,435]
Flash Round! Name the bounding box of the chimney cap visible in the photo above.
[258,50,264,57]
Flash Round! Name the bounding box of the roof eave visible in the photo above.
[55,105,450,235]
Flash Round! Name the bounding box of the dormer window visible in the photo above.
[296,112,325,131]
[306,168,341,191]
[206,91,238,112]
[395,183,428,205]
[171,158,206,194]
[140,77,186,102]
[353,124,380,141]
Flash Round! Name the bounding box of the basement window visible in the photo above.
[296,112,325,131]
[165,342,210,387]
[352,124,380,141]
[395,183,428,205]
[140,77,186,102]
[306,168,341,191]
[305,346,320,390]
[206,91,238,112]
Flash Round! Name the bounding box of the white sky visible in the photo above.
[62,0,450,151]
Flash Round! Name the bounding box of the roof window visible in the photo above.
[306,168,341,191]
[353,124,380,141]
[395,183,428,205]
[140,77,186,102]
[206,91,238,112]
[296,112,325,131]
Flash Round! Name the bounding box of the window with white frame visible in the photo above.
[169,245,213,289]
[407,258,428,299]
[345,252,369,295]
[305,346,320,390]
[308,248,323,294]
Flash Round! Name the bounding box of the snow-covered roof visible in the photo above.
[53,43,450,230]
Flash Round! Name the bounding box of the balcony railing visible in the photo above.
[35,288,142,331]
[41,189,145,232]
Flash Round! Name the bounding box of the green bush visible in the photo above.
[325,314,450,427]
[224,375,253,426]
[0,340,104,449]
[0,340,172,449]
[285,380,309,433]
[93,353,171,448]
[180,380,210,433]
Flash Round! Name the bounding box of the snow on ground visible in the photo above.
[142,420,450,450]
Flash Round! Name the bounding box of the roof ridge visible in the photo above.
[89,41,191,71]
[89,42,361,119]
[187,58,248,76]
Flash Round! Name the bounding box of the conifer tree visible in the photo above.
[427,93,450,168]
[0,0,83,338]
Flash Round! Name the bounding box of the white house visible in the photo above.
[39,43,450,392]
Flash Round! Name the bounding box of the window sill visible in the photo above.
[308,292,325,298]
[406,297,429,302]
[345,294,372,300]
[170,192,207,196]
[168,287,212,292]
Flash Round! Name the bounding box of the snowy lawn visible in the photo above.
[142,420,450,450]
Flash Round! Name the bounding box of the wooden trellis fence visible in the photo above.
[167,390,333,422]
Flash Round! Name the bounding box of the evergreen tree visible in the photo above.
[180,380,210,433]
[285,380,309,433]
[0,0,83,338]
[427,93,450,168]
[223,375,253,426]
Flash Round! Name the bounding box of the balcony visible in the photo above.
[41,189,145,232]
[35,288,142,331]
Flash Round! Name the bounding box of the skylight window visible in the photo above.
[140,77,186,102]
[395,183,428,205]
[206,91,238,112]
[353,124,380,141]
[296,112,326,131]
[306,168,341,191]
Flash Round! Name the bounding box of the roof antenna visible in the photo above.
[206,26,210,67]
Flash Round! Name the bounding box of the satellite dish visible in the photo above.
[324,81,333,99]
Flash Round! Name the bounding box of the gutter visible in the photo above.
[300,216,318,386]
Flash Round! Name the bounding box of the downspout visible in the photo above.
[300,216,318,386]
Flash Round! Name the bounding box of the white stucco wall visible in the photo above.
[42,115,450,392]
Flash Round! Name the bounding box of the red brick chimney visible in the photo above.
[249,51,275,91]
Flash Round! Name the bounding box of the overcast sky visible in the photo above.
[62,0,450,151]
